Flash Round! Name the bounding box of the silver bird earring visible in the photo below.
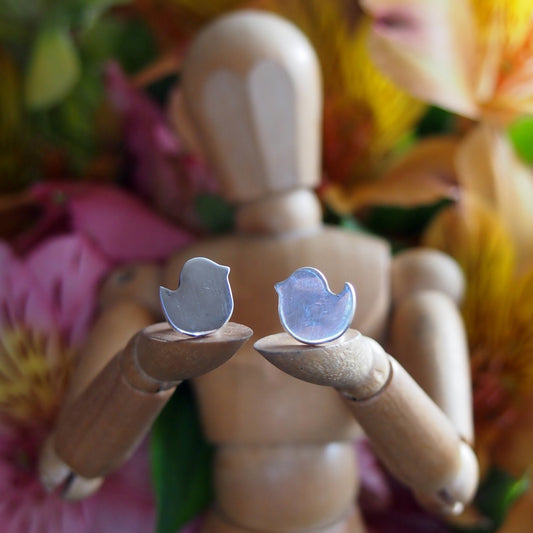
[275,267,356,345]
[160,257,234,337]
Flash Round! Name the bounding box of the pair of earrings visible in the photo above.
[160,257,356,346]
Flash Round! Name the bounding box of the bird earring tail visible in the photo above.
[275,267,356,345]
[160,257,234,337]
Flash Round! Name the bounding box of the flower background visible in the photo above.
[1,0,533,532]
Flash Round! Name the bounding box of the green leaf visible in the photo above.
[80,16,156,73]
[363,199,452,239]
[195,193,235,233]
[322,205,369,233]
[475,468,529,530]
[151,382,214,533]
[415,106,456,137]
[25,25,81,110]
[452,468,530,533]
[0,0,45,21]
[508,116,533,164]
[147,73,180,106]
[67,0,131,32]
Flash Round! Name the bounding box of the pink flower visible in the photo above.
[357,439,452,533]
[0,237,155,532]
[106,62,217,231]
[12,181,193,262]
[0,430,154,533]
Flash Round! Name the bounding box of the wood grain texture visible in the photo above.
[213,442,359,532]
[53,322,252,479]
[62,299,155,405]
[55,354,175,478]
[255,326,478,512]
[133,322,253,384]
[39,299,155,496]
[391,248,465,305]
[254,330,390,400]
[166,229,390,445]
[346,357,478,511]
[235,189,322,236]
[390,290,473,443]
[99,262,164,318]
[201,506,365,533]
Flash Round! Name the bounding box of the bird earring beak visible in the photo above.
[160,257,234,336]
[275,267,356,345]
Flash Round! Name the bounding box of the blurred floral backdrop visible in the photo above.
[1,0,533,532]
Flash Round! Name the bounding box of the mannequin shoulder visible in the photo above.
[391,248,465,305]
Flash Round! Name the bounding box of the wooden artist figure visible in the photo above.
[39,10,479,533]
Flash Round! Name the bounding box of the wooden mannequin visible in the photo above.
[40,9,478,532]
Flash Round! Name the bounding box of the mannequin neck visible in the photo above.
[235,188,322,236]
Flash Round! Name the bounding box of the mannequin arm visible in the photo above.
[54,322,251,478]
[40,261,252,498]
[48,322,251,490]
[255,330,479,514]
[40,251,252,498]
[39,263,162,498]
[39,299,156,498]
[390,248,473,443]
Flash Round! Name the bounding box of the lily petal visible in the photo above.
[324,136,460,213]
[86,442,155,533]
[26,235,110,347]
[32,182,194,264]
[455,125,499,204]
[423,195,516,338]
[456,125,533,270]
[361,0,479,117]
[0,242,58,337]
[68,185,194,263]
[106,63,217,230]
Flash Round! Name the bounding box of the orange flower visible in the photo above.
[324,135,460,213]
[454,125,533,271]
[362,0,533,124]
[423,196,533,480]
[327,122,533,269]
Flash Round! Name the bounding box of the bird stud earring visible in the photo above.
[275,267,356,345]
[160,257,234,336]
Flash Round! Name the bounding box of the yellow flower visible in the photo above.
[327,122,533,269]
[424,197,533,476]
[454,125,533,271]
[324,135,461,213]
[0,327,71,429]
[254,0,426,186]
[362,0,533,124]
